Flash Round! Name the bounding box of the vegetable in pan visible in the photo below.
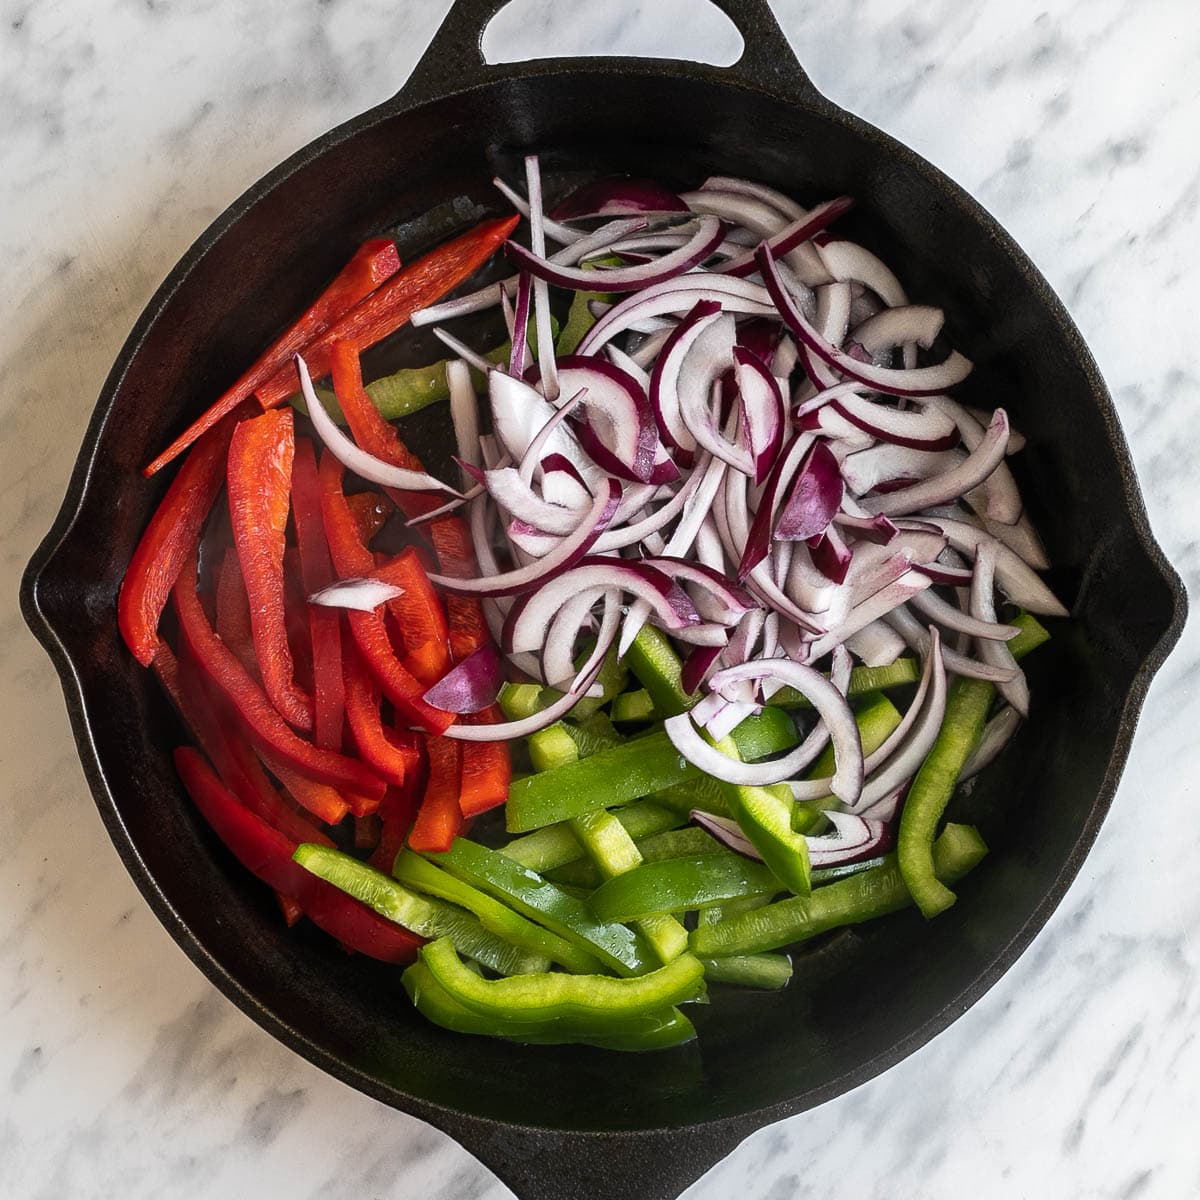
[120,156,1064,1050]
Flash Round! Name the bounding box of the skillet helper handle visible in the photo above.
[398,0,821,108]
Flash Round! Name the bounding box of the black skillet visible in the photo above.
[20,1,1186,1196]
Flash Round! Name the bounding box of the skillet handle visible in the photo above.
[397,0,821,108]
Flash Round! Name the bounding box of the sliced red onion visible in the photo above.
[506,559,700,655]
[492,174,581,244]
[960,705,1022,780]
[724,607,767,667]
[851,627,948,811]
[815,281,852,351]
[856,784,908,823]
[851,305,944,357]
[551,177,687,220]
[430,325,496,376]
[516,389,586,487]
[808,526,853,585]
[422,643,504,714]
[447,358,482,490]
[576,274,774,356]
[627,326,676,369]
[816,240,909,308]
[733,346,786,484]
[697,177,804,221]
[703,698,760,742]
[841,444,962,496]
[677,315,756,475]
[690,810,763,861]
[550,356,661,484]
[429,480,620,597]
[882,603,1018,682]
[736,432,813,580]
[488,373,601,489]
[913,560,974,586]
[681,643,726,697]
[862,410,1010,517]
[523,155,559,402]
[926,396,1022,523]
[439,659,604,741]
[604,344,650,390]
[649,300,722,459]
[774,440,843,542]
[508,271,533,376]
[681,658,862,802]
[541,589,620,691]
[909,583,1019,641]
[639,558,756,624]
[971,541,1030,716]
[507,216,724,294]
[834,510,899,544]
[910,517,1067,616]
[964,405,1027,455]
[681,189,784,237]
[831,393,960,451]
[803,571,932,662]
[841,531,947,608]
[804,811,894,867]
[759,244,973,396]
[296,355,458,495]
[843,620,907,667]
[604,227,743,263]
[485,467,584,535]
[308,578,405,612]
[979,509,1051,571]
[718,196,855,277]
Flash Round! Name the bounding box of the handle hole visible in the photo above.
[481,0,744,67]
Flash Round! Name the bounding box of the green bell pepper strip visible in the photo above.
[549,825,723,887]
[497,646,627,728]
[898,612,1048,918]
[531,712,689,965]
[420,937,706,1027]
[556,286,611,356]
[498,681,545,722]
[402,962,697,1050]
[793,693,904,834]
[528,724,580,773]
[610,689,658,725]
[501,801,682,874]
[589,853,781,923]
[722,778,812,896]
[391,850,601,974]
[690,822,988,957]
[698,953,792,990]
[624,626,695,716]
[568,710,623,755]
[421,839,654,976]
[505,710,799,832]
[292,845,550,975]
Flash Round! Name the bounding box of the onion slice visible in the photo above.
[804,811,893,867]
[422,643,504,714]
[970,541,1030,716]
[308,579,405,612]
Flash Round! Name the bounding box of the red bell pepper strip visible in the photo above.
[328,339,489,663]
[283,550,315,695]
[317,453,454,734]
[215,548,257,675]
[408,735,463,853]
[370,549,451,685]
[143,238,401,477]
[255,216,519,409]
[172,552,387,800]
[118,420,234,666]
[346,490,394,546]
[153,644,334,847]
[342,643,416,785]
[368,770,424,873]
[277,893,304,927]
[174,748,421,963]
[258,746,351,825]
[226,407,312,730]
[290,437,346,751]
[458,707,512,818]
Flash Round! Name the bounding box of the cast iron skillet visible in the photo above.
[20,2,1186,1196]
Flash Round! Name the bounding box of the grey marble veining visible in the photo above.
[2,1,1197,1197]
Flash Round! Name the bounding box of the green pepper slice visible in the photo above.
[698,953,792,990]
[420,937,706,1027]
[402,962,696,1050]
[501,802,682,874]
[391,850,601,974]
[689,823,988,957]
[421,839,654,976]
[589,853,781,923]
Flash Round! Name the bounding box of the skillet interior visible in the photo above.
[21,39,1185,1200]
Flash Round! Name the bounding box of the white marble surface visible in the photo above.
[3,1,1197,1196]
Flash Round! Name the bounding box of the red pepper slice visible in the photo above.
[118,420,234,666]
[368,767,424,873]
[458,706,512,818]
[258,747,351,825]
[226,407,312,730]
[215,548,257,675]
[346,490,394,546]
[255,216,519,409]
[143,238,401,477]
[172,551,387,800]
[328,339,489,663]
[153,644,333,847]
[342,642,418,785]
[291,437,346,752]
[174,747,421,963]
[408,735,463,853]
[370,549,451,685]
[317,452,453,734]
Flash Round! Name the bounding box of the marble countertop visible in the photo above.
[3,1,1197,1196]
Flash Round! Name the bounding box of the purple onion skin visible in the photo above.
[680,643,723,696]
[808,531,852,585]
[550,177,687,221]
[774,441,844,542]
[422,643,504,714]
